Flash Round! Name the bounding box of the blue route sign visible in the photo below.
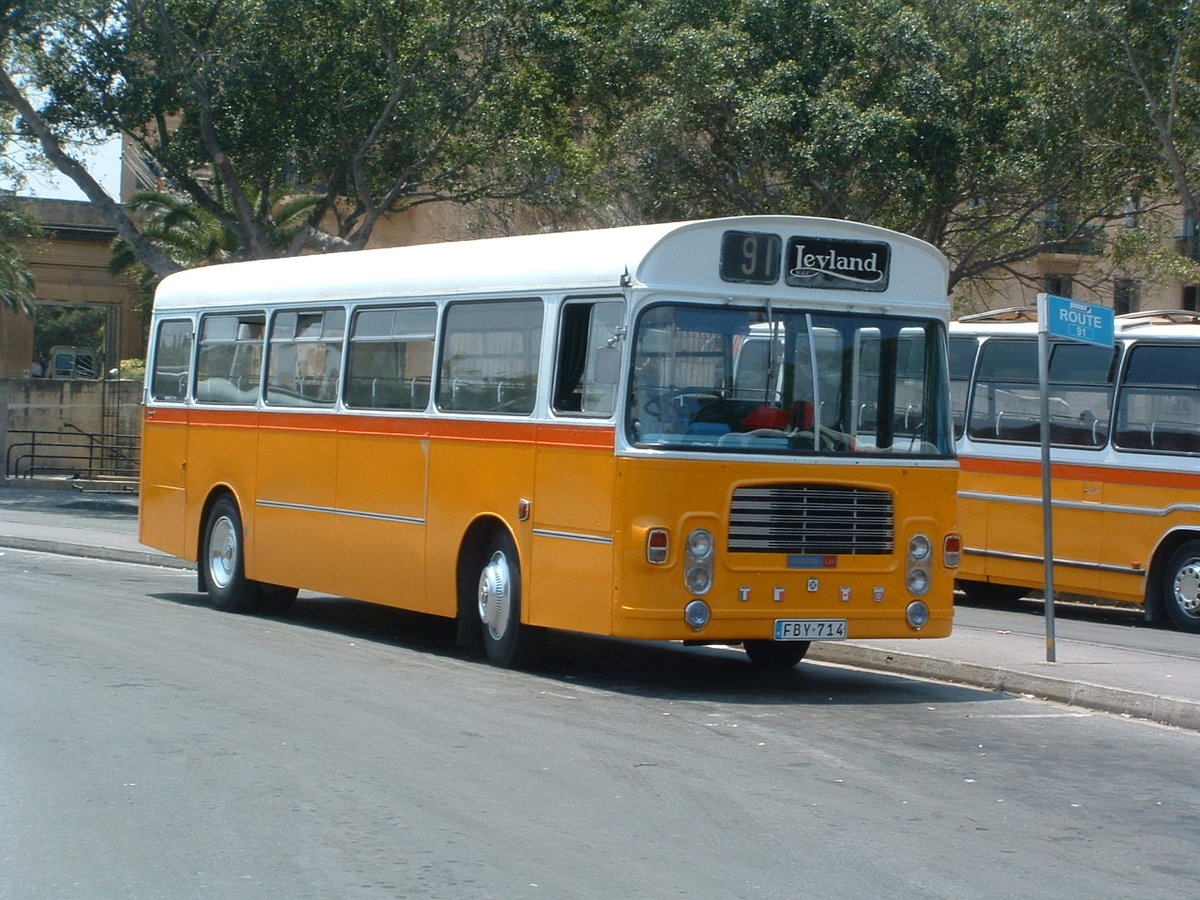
[1040,293,1115,347]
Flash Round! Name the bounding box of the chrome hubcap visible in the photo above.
[1172,561,1200,615]
[208,515,237,590]
[478,550,511,641]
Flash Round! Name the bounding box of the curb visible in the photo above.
[0,536,194,571]
[808,642,1200,732]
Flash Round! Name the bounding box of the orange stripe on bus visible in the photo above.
[147,406,615,449]
[961,455,1200,490]
[536,423,616,449]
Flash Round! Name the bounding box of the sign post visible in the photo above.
[1035,293,1115,662]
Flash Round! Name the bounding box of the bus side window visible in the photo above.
[553,298,625,416]
[1115,344,1200,454]
[266,308,346,407]
[344,305,436,410]
[150,319,194,402]
[438,299,543,415]
[195,313,265,404]
[948,336,979,439]
[967,338,1115,447]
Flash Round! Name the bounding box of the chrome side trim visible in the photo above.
[256,499,424,526]
[958,490,1200,519]
[962,545,1144,576]
[532,528,613,545]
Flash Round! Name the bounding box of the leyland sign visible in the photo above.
[1040,293,1115,348]
[786,236,890,292]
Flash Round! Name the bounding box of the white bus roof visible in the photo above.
[951,308,1200,340]
[152,215,949,313]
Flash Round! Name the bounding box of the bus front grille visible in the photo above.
[728,484,894,555]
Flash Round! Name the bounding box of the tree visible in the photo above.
[108,189,322,302]
[596,0,1156,296]
[1064,1,1200,228]
[1,0,587,277]
[0,195,39,315]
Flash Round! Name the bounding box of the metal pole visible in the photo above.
[1036,294,1057,662]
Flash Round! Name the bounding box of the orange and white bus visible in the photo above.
[139,216,961,669]
[951,308,1200,633]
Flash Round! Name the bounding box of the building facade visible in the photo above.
[0,197,143,378]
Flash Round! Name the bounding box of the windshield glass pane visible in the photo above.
[627,303,951,456]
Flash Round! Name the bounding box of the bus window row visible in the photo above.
[149,297,625,418]
[950,336,1200,455]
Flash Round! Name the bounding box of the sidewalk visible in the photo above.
[2,479,1197,731]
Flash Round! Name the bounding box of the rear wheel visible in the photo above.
[475,530,543,668]
[1162,540,1200,633]
[743,639,810,671]
[202,496,262,613]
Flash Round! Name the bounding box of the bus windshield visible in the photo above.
[627,302,952,456]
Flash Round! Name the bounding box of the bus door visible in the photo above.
[529,298,624,633]
[141,319,194,558]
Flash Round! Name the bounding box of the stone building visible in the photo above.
[0,196,143,379]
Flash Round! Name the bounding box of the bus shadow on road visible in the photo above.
[151,590,1007,709]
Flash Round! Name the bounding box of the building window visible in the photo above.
[1114,279,1138,316]
[1184,286,1200,312]
[1043,275,1072,298]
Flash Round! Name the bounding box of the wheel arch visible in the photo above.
[1146,527,1200,622]
[454,514,520,648]
[195,484,241,593]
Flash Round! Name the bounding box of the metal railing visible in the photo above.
[4,427,139,482]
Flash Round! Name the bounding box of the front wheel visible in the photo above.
[475,530,543,668]
[1162,541,1200,633]
[743,640,810,671]
[202,495,262,613]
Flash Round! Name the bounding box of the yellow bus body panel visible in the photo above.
[143,409,956,641]
[956,456,1200,606]
[609,457,956,641]
[138,410,189,558]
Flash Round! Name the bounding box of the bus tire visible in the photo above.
[956,579,1030,605]
[1162,541,1200,633]
[475,530,543,668]
[743,639,810,670]
[202,495,262,614]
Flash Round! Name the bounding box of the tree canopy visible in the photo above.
[3,0,1199,300]
[590,0,1170,295]
[1,0,588,277]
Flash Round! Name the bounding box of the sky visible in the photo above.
[4,134,123,201]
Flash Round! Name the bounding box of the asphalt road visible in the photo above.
[2,548,1197,899]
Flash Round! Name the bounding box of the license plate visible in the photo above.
[774,618,848,641]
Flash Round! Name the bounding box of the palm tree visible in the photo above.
[0,200,39,316]
[109,188,324,297]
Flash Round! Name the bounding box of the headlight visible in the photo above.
[907,567,931,596]
[685,565,713,594]
[684,599,711,631]
[906,600,930,630]
[684,527,715,595]
[909,533,933,562]
[686,528,714,560]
